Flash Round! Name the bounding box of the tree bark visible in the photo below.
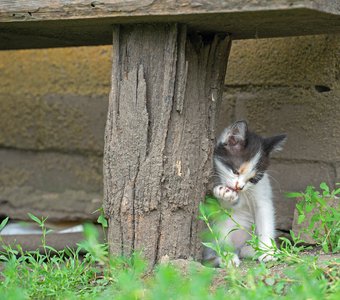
[103,24,231,267]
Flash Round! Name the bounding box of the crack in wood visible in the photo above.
[104,23,231,266]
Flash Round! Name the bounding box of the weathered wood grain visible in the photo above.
[1,1,340,49]
[103,24,231,266]
[1,0,340,22]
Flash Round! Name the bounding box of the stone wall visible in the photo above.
[0,35,339,232]
[0,47,111,222]
[222,35,340,232]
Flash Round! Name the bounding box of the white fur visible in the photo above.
[217,122,247,145]
[213,158,276,265]
[214,151,260,191]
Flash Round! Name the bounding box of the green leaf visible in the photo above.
[27,213,42,225]
[97,214,108,228]
[44,245,58,253]
[199,202,206,216]
[296,203,304,215]
[201,242,218,253]
[305,203,314,213]
[45,229,53,235]
[316,197,327,207]
[313,228,321,239]
[320,182,330,195]
[279,237,291,244]
[0,217,9,231]
[286,192,303,198]
[297,214,305,224]
[0,255,9,262]
[82,223,99,241]
[321,241,329,253]
[332,187,340,196]
[311,214,320,223]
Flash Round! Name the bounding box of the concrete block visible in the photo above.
[0,46,111,97]
[0,46,111,154]
[0,187,102,222]
[218,86,340,162]
[0,149,102,192]
[0,149,103,221]
[269,161,336,231]
[226,35,340,87]
[0,94,108,154]
[215,92,236,135]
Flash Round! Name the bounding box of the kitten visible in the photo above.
[204,120,286,267]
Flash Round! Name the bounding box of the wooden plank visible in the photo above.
[1,0,340,22]
[1,1,340,49]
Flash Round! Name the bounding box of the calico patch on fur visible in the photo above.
[203,120,287,267]
[213,120,286,192]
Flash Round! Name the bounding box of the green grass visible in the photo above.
[0,182,339,300]
[1,222,339,299]
[0,237,339,300]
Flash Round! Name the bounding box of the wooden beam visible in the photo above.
[1,1,340,49]
[1,0,340,23]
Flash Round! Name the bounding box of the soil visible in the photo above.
[160,250,340,288]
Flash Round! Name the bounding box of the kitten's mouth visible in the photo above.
[226,184,244,192]
[226,185,239,192]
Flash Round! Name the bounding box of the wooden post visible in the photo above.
[103,24,231,266]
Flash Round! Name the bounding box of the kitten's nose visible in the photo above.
[235,182,244,191]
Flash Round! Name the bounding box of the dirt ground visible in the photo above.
[160,250,340,287]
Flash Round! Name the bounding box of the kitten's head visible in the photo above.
[214,120,286,192]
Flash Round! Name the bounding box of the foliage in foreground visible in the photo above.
[0,224,339,300]
[0,183,339,299]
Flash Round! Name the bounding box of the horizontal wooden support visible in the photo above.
[1,1,340,49]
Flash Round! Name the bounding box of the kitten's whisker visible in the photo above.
[266,169,280,175]
[266,172,282,192]
[243,190,256,219]
[245,186,255,193]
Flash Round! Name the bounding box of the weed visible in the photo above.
[199,196,306,265]
[287,182,340,253]
[0,204,339,299]
[93,207,108,241]
[0,217,9,232]
[199,196,236,265]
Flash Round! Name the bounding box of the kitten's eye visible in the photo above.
[232,169,239,175]
[249,177,257,184]
[249,173,264,184]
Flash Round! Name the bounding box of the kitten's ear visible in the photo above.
[264,134,287,154]
[219,120,248,148]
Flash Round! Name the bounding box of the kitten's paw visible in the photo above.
[219,253,241,268]
[258,240,277,262]
[258,252,277,263]
[239,245,256,259]
[213,185,239,206]
[229,254,241,267]
[203,248,241,268]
